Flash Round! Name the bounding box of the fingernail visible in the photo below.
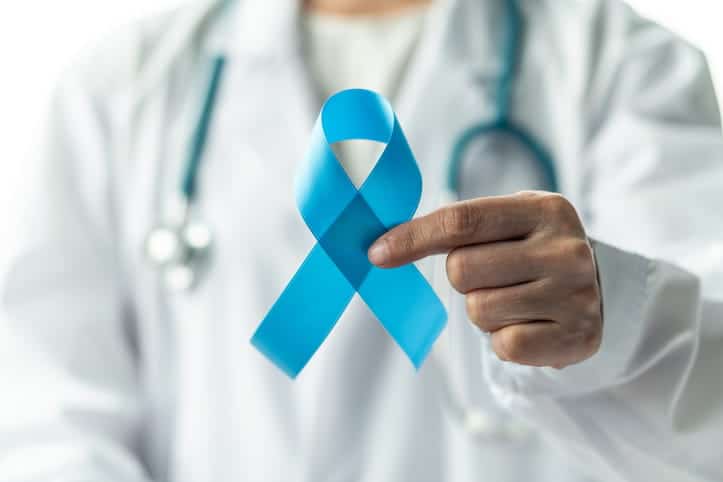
[368,240,389,266]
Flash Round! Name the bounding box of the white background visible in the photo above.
[0,0,721,237]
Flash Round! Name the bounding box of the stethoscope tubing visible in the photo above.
[181,55,228,202]
[447,119,559,194]
[445,0,558,195]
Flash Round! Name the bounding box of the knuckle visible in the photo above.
[534,242,560,267]
[539,194,581,231]
[446,251,468,293]
[575,312,598,337]
[579,288,603,320]
[569,304,602,359]
[578,321,603,357]
[464,295,479,324]
[464,291,485,324]
[495,328,527,363]
[566,239,596,280]
[440,203,476,238]
[584,329,603,356]
[570,238,593,262]
[540,193,572,217]
[391,228,417,258]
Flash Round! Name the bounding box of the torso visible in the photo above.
[109,1,600,480]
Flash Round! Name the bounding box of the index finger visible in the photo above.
[367,194,541,268]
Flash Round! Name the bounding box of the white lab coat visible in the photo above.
[1,0,722,481]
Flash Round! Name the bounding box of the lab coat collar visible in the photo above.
[224,0,303,59]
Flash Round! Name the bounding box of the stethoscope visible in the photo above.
[144,0,558,440]
[144,0,558,291]
[144,56,226,291]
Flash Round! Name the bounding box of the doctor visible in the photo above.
[1,0,723,481]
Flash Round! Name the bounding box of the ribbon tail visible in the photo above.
[359,265,447,369]
[251,244,355,378]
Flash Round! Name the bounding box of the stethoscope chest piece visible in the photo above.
[144,219,213,291]
[143,54,226,292]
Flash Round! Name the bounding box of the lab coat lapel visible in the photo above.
[213,0,320,200]
[391,0,508,213]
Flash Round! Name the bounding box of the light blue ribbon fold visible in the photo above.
[251,89,447,378]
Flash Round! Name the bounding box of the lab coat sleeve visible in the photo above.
[482,3,723,481]
[0,64,152,481]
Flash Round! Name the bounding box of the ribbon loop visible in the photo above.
[252,89,447,378]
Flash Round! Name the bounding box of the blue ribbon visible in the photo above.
[251,89,447,378]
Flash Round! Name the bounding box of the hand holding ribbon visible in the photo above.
[251,89,447,378]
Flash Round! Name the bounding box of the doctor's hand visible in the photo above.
[368,191,602,369]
